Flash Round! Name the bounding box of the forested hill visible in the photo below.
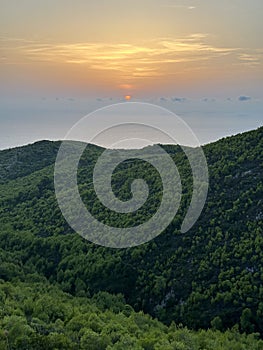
[0,127,262,347]
[0,140,61,183]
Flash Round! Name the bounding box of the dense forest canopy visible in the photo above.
[0,126,262,348]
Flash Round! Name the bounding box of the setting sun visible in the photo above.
[125,95,131,101]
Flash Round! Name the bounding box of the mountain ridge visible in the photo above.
[1,125,262,183]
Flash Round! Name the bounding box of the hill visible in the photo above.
[0,127,262,342]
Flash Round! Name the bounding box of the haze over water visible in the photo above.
[1,0,262,149]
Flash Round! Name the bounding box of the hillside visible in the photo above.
[1,281,262,349]
[0,141,61,184]
[0,127,262,343]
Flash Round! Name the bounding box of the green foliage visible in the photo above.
[0,127,263,347]
[211,316,223,331]
[0,280,262,350]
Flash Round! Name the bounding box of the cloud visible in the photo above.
[2,35,262,88]
[1,35,237,80]
[202,98,216,102]
[119,84,133,90]
[238,96,251,101]
[171,97,186,102]
[161,4,196,10]
[238,53,261,67]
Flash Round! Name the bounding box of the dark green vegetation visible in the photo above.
[0,127,262,348]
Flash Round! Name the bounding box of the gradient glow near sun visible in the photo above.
[1,34,262,95]
[125,95,131,101]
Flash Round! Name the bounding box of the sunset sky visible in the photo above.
[0,0,263,148]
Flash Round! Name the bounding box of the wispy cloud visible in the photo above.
[1,34,235,73]
[1,34,262,84]
[238,53,261,66]
[161,3,196,10]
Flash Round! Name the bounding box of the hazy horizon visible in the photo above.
[0,96,262,150]
[1,0,262,149]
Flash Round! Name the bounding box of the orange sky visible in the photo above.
[1,0,263,97]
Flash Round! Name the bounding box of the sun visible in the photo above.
[125,95,131,101]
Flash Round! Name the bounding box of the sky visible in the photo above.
[0,0,263,149]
